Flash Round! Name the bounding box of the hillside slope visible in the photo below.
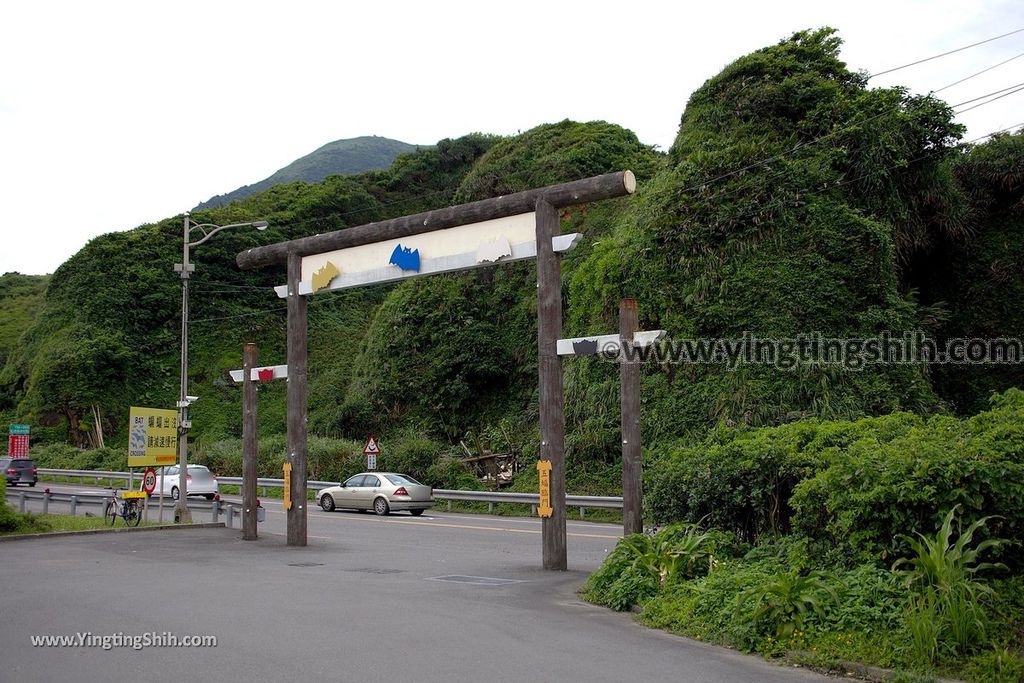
[193,136,417,210]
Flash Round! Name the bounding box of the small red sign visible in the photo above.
[257,368,275,382]
[363,435,381,455]
[142,467,157,495]
[8,434,28,458]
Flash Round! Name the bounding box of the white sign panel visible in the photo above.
[556,330,667,356]
[274,213,582,298]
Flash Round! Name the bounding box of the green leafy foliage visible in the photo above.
[740,569,837,639]
[894,506,1009,662]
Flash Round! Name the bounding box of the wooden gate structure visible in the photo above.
[236,171,636,570]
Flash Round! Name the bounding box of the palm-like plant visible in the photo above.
[742,570,837,639]
[621,522,715,587]
[893,505,1009,658]
[893,505,1007,594]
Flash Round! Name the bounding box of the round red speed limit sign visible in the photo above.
[142,467,157,495]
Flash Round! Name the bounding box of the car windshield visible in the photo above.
[187,465,209,472]
[384,474,421,486]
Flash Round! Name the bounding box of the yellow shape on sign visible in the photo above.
[537,460,552,518]
[311,261,340,293]
[121,491,147,499]
[127,407,178,468]
[283,461,292,510]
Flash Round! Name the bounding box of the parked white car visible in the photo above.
[147,464,219,500]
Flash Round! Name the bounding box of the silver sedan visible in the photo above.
[317,472,433,516]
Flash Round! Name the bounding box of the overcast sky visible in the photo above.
[1,0,1022,276]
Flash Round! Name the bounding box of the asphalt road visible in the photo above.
[1,486,829,683]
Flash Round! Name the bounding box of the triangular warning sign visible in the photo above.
[363,435,381,455]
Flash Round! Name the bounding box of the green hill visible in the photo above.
[193,135,418,211]
[1,29,1021,491]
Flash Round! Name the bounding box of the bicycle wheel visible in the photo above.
[105,500,118,526]
[126,501,142,527]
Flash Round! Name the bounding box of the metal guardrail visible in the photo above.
[36,468,624,517]
[5,486,246,527]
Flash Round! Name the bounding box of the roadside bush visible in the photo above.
[646,389,1024,566]
[894,507,1008,663]
[792,391,1024,566]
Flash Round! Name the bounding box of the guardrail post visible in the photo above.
[42,491,50,515]
[532,504,538,516]
[211,501,220,524]
[18,492,26,513]
[447,500,452,511]
[70,496,78,516]
[580,507,586,519]
[225,506,235,529]
[488,502,494,513]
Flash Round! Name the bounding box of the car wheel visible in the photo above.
[410,509,424,516]
[28,482,36,488]
[373,497,390,516]
[320,494,335,512]
[171,486,179,501]
[204,494,214,500]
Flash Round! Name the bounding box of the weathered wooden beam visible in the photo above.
[242,343,258,541]
[236,171,635,270]
[286,252,308,547]
[619,299,643,536]
[536,198,567,571]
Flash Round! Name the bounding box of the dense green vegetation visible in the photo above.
[194,135,417,210]
[583,389,1024,680]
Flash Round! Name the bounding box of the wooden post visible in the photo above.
[536,199,567,570]
[619,299,643,535]
[242,343,258,541]
[286,252,308,546]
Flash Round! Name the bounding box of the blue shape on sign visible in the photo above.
[389,244,421,272]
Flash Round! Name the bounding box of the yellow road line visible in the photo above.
[289,508,621,540]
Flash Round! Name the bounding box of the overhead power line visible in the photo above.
[868,27,1024,79]
[954,83,1024,115]
[933,50,1024,93]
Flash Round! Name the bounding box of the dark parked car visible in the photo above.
[2,457,37,487]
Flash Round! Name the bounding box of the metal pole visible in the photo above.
[536,198,567,570]
[158,466,165,524]
[242,343,258,540]
[620,298,643,535]
[175,212,193,523]
[286,251,308,546]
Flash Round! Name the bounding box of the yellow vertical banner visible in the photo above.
[127,407,179,467]
[537,460,552,517]
[283,461,292,510]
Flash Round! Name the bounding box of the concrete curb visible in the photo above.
[0,522,226,542]
[786,650,965,683]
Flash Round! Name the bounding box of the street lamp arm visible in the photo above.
[188,220,269,247]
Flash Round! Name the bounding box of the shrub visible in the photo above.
[739,569,837,639]
[647,389,1024,566]
[894,506,1008,662]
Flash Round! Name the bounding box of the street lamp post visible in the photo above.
[174,212,268,523]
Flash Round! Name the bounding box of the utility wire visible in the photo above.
[933,51,1024,93]
[868,27,1024,78]
[189,307,288,324]
[954,84,1024,115]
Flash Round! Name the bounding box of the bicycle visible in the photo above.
[105,489,142,527]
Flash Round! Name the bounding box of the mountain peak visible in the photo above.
[193,135,418,211]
